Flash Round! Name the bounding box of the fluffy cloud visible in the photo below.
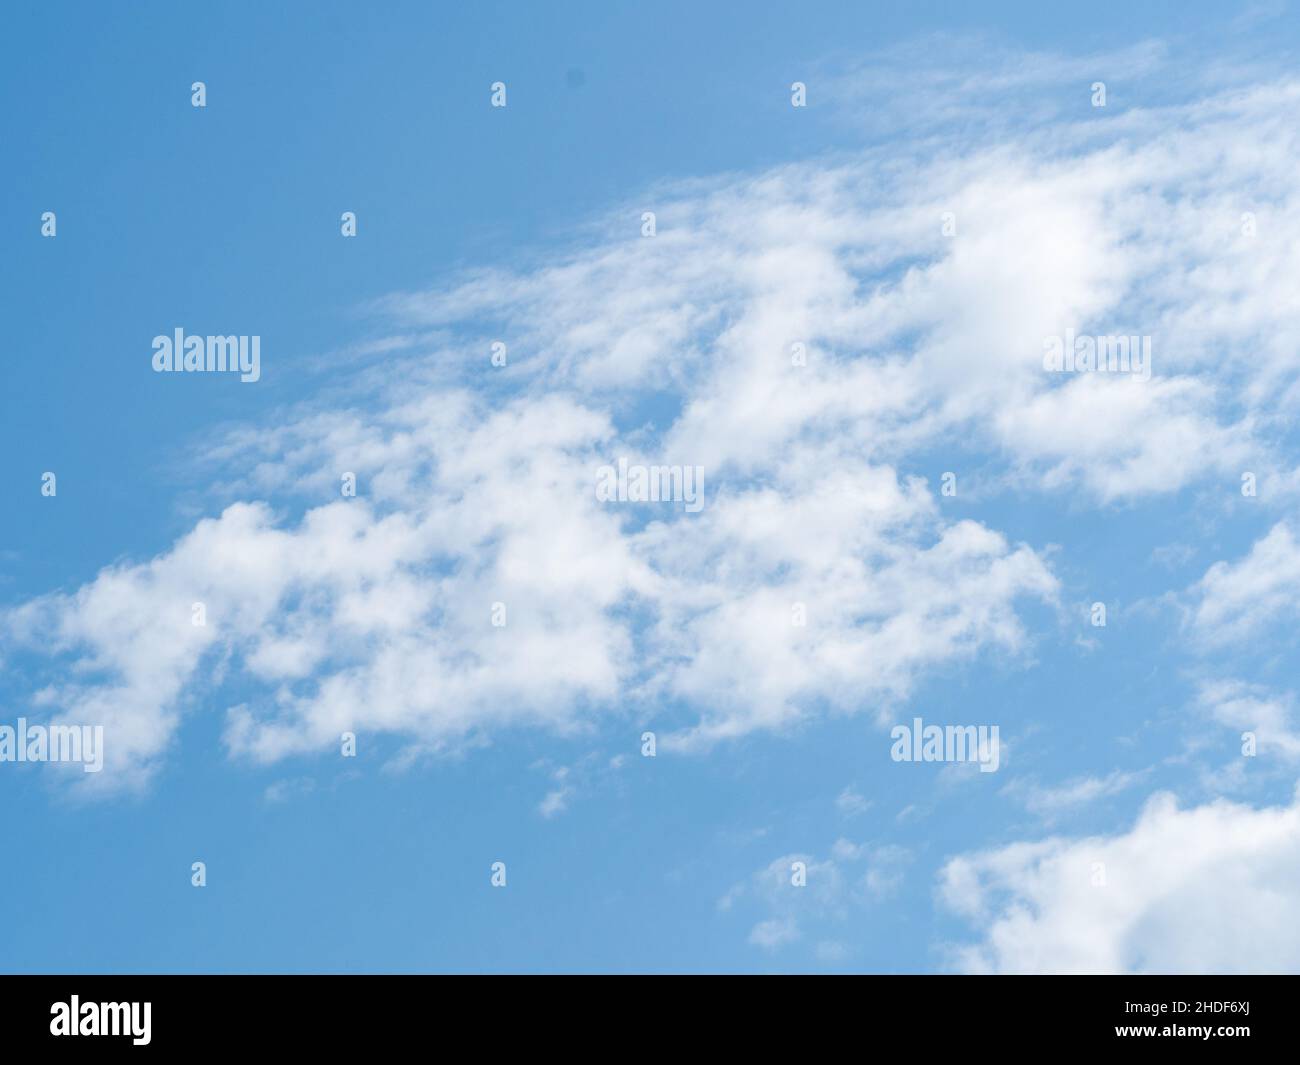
[2,376,1053,790]
[940,789,1300,973]
[9,61,1300,791]
[1190,522,1300,645]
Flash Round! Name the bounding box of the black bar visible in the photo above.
[0,975,1287,1052]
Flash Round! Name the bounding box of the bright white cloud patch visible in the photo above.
[1191,522,1300,645]
[940,789,1300,974]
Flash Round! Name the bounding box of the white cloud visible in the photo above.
[1,392,1055,789]
[264,776,315,804]
[726,842,912,952]
[1196,680,1300,761]
[940,788,1300,973]
[1191,522,1300,645]
[836,786,872,817]
[1002,770,1144,819]
[8,55,1300,792]
[538,786,571,819]
[748,917,800,951]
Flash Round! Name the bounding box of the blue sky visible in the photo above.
[3,1,1300,973]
